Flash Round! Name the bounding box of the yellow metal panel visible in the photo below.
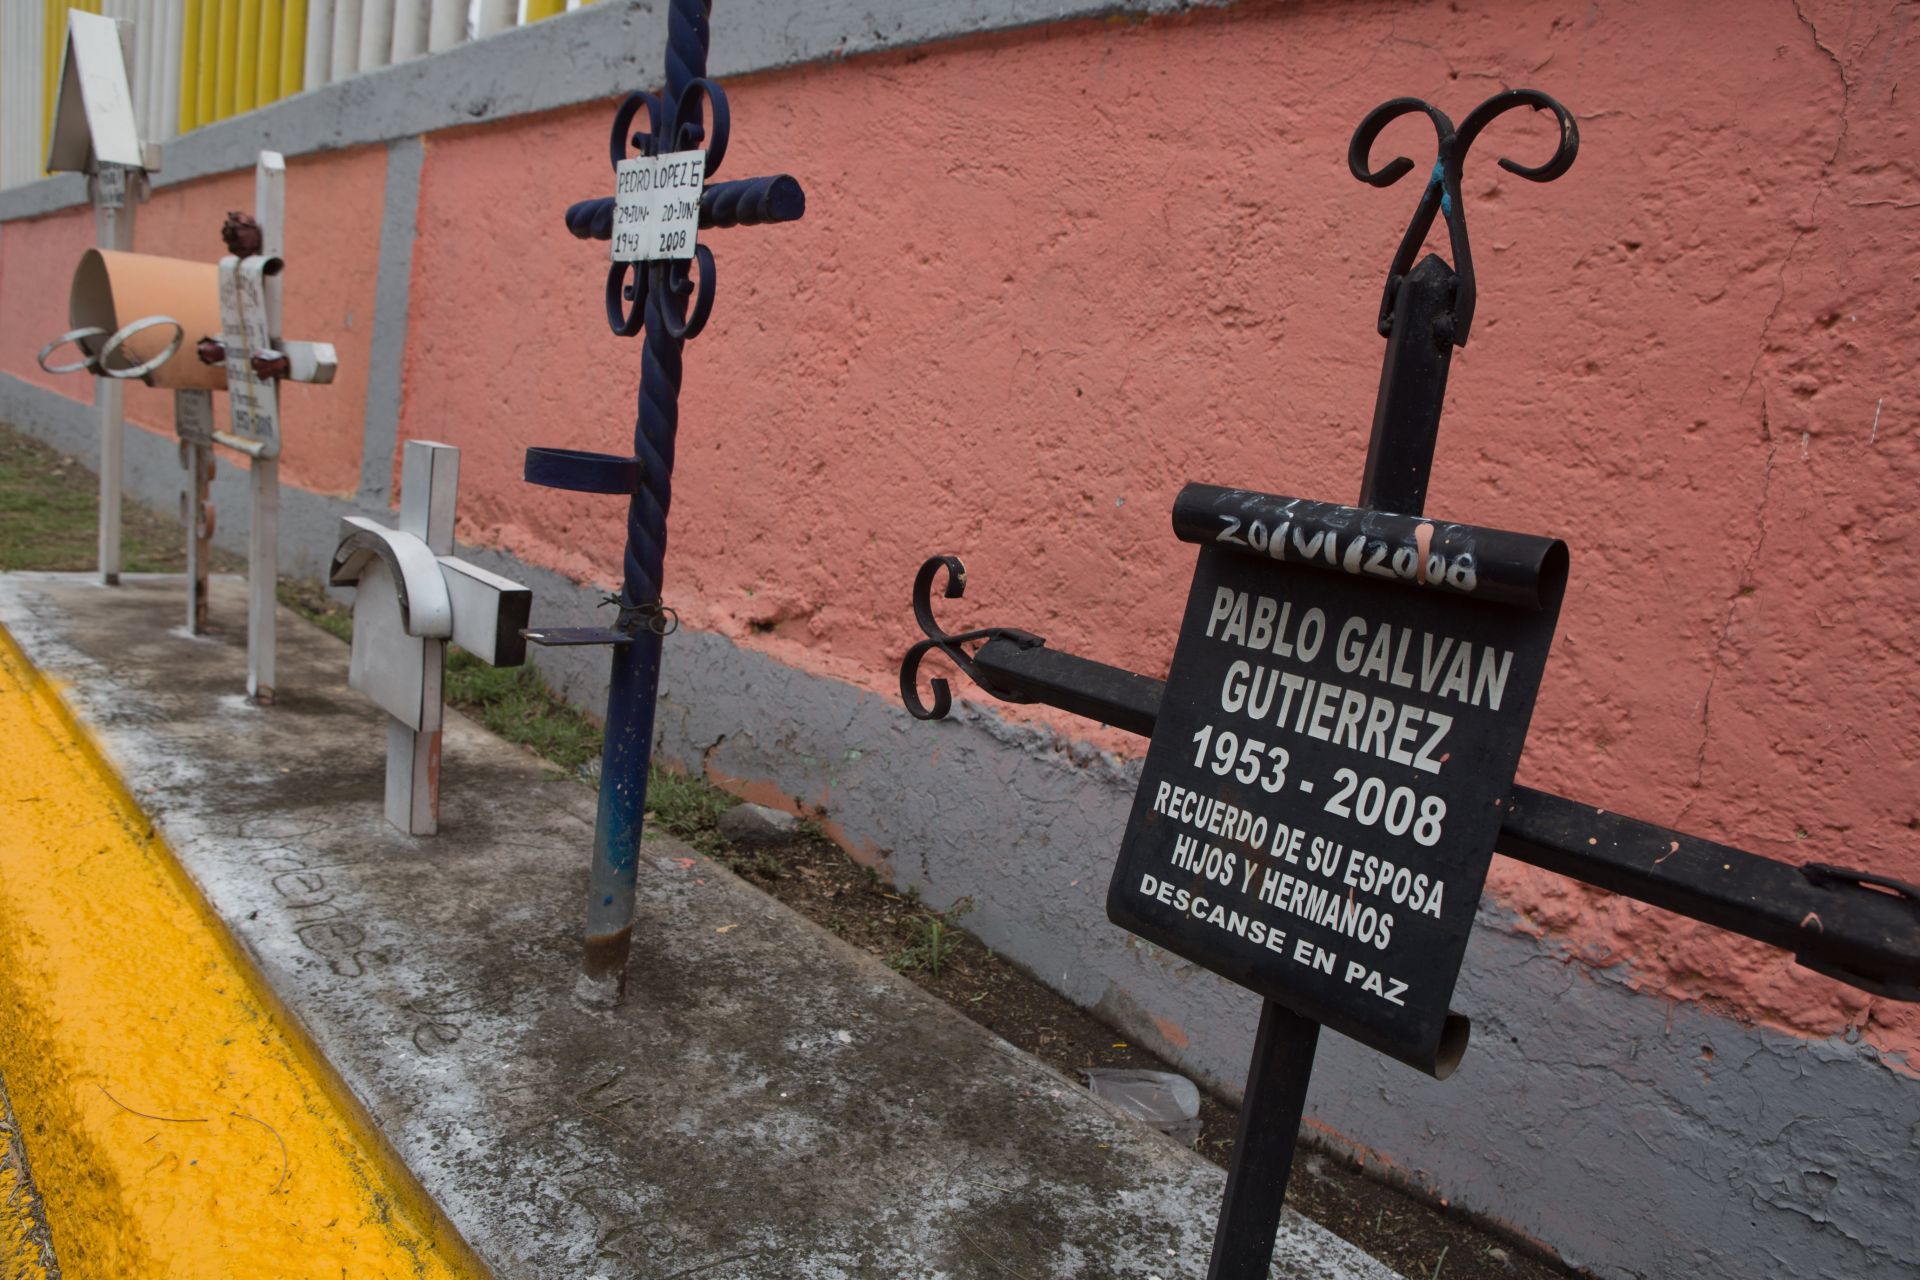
[279,0,306,95]
[177,0,203,132]
[526,0,566,21]
[281,0,306,95]
[233,0,259,113]
[266,0,295,100]
[195,0,216,125]
[214,0,239,120]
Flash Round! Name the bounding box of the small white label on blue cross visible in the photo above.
[611,148,706,263]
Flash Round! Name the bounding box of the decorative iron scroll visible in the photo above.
[1348,89,1578,346]
[900,556,1043,721]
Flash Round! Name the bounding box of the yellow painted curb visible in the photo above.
[0,622,487,1279]
[3,1075,58,1279]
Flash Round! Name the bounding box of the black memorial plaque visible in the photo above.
[1108,484,1568,1074]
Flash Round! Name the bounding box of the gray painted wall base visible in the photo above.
[3,373,1914,1280]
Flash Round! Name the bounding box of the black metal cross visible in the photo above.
[900,89,1920,1280]
[524,0,805,1001]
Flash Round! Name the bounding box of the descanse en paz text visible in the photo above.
[1136,585,1516,999]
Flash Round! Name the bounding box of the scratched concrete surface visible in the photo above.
[0,573,1401,1280]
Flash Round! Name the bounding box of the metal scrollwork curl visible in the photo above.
[900,556,1044,721]
[1348,89,1578,347]
[672,76,730,175]
[660,244,718,341]
[610,90,662,168]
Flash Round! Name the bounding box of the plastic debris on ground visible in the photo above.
[1082,1068,1203,1146]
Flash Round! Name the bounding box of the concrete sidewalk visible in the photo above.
[0,572,1402,1280]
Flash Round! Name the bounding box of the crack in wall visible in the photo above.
[1690,0,1857,816]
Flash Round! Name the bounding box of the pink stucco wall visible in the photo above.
[3,0,1910,1062]
[1,205,103,400]
[0,148,384,496]
[403,0,1919,1064]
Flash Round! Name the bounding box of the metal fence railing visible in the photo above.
[1,0,597,190]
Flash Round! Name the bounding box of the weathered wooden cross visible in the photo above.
[193,151,339,704]
[173,386,217,634]
[901,91,1920,1279]
[522,0,806,1000]
[330,441,532,836]
[43,9,156,587]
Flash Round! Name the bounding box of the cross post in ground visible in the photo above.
[174,389,216,632]
[524,0,806,1001]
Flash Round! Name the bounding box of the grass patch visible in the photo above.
[277,578,354,642]
[641,766,738,855]
[279,576,604,774]
[887,900,972,978]
[442,654,602,776]
[0,425,229,573]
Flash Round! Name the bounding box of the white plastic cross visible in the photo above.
[330,441,532,836]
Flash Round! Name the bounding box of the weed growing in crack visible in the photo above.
[888,899,973,978]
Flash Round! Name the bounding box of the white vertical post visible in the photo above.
[248,151,285,701]
[256,153,285,281]
[94,189,136,585]
[159,0,183,142]
[96,382,126,584]
[391,441,457,833]
[329,0,361,81]
[358,0,393,69]
[427,0,463,51]
[386,713,440,833]
[182,443,203,630]
[184,447,214,631]
[248,456,278,701]
[3,7,45,204]
[304,0,336,92]
[476,0,514,37]
[391,0,428,59]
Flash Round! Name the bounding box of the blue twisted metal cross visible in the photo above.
[1348,89,1577,346]
[524,0,805,999]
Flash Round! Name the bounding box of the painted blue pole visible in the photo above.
[525,0,805,1000]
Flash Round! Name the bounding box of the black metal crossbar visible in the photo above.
[962,631,1920,1001]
